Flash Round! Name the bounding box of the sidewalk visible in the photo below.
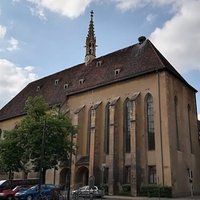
[104,195,200,200]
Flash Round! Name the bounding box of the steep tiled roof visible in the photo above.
[0,38,196,121]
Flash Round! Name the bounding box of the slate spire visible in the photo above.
[85,10,97,65]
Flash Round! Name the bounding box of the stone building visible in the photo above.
[0,11,200,197]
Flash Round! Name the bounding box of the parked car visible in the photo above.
[0,185,30,200]
[14,184,56,200]
[71,185,104,198]
[0,179,39,192]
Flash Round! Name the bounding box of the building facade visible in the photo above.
[0,11,200,197]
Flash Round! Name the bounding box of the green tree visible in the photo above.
[0,96,76,183]
[0,128,27,179]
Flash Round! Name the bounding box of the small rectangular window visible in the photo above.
[96,61,102,67]
[36,86,41,91]
[103,167,109,184]
[79,79,85,84]
[124,166,131,184]
[148,165,157,184]
[115,69,120,75]
[55,79,59,85]
[63,83,69,89]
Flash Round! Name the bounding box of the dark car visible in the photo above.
[14,184,56,200]
[71,185,104,198]
[0,185,30,200]
[0,180,39,193]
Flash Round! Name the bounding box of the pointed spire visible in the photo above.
[85,10,97,65]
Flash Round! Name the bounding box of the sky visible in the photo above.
[0,0,200,119]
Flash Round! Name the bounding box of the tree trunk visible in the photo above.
[8,170,13,180]
[42,168,46,184]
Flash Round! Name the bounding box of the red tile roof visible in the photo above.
[0,39,196,121]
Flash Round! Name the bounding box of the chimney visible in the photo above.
[138,36,146,44]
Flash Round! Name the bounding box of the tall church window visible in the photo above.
[103,167,109,184]
[146,94,155,150]
[174,96,180,150]
[104,103,110,154]
[148,165,157,184]
[124,166,131,184]
[124,99,133,153]
[188,104,193,153]
[87,108,92,155]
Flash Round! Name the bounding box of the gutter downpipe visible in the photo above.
[157,71,164,186]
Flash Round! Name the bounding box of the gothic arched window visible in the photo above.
[146,94,155,150]
[124,98,133,153]
[188,104,193,153]
[104,103,110,154]
[174,96,180,150]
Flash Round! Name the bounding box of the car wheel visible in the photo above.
[27,195,33,200]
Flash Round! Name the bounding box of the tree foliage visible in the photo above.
[0,96,76,182]
[0,128,26,179]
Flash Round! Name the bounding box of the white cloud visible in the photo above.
[7,37,19,51]
[27,0,92,19]
[0,25,7,39]
[146,14,157,22]
[29,2,47,21]
[198,114,200,121]
[150,0,200,73]
[110,0,142,11]
[10,0,189,21]
[0,59,37,108]
[109,0,181,12]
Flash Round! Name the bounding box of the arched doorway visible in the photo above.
[59,168,70,190]
[75,166,89,188]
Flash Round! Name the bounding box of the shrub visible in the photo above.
[118,184,131,196]
[140,184,172,198]
[122,184,131,192]
[102,184,108,195]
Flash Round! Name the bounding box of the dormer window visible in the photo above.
[36,86,41,91]
[115,69,120,75]
[96,60,102,67]
[79,79,85,85]
[64,83,69,89]
[55,79,59,86]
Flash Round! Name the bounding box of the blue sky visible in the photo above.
[0,0,200,118]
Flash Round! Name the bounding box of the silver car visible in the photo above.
[71,185,104,198]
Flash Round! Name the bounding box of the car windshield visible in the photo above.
[0,180,6,185]
[29,185,38,190]
[13,186,21,191]
[13,186,28,192]
[29,184,54,190]
[80,186,88,190]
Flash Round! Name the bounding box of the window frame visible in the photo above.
[146,94,155,151]
[124,98,133,153]
[104,103,110,154]
[148,165,157,184]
